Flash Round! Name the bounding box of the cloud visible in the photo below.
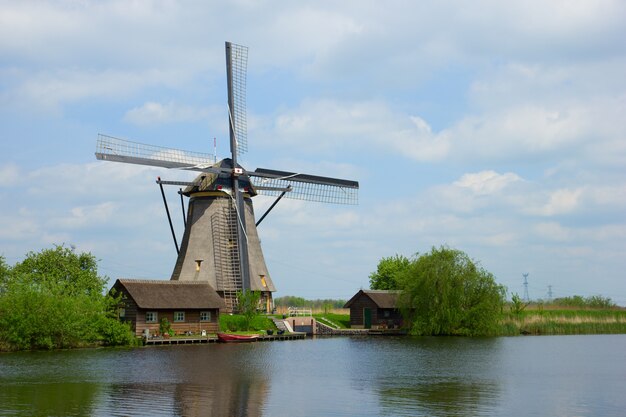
[1,68,188,114]
[2,1,626,303]
[49,202,118,229]
[124,102,220,126]
[454,171,522,195]
[257,99,450,162]
[0,164,20,186]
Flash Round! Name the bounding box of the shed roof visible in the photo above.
[114,279,226,310]
[344,290,402,309]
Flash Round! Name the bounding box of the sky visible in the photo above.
[1,0,625,304]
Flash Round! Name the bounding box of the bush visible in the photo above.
[0,246,135,350]
[551,295,616,309]
[397,246,506,336]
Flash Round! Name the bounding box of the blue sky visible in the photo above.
[1,1,625,303]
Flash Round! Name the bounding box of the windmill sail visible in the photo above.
[95,41,359,313]
[226,42,248,157]
[250,168,359,205]
[96,134,217,170]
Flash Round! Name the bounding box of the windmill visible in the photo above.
[95,42,359,312]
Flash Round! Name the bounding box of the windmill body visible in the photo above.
[95,42,359,313]
[170,159,276,312]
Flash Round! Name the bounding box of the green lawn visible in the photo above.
[313,313,350,329]
[219,314,276,333]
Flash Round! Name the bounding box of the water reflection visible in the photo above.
[379,379,499,417]
[349,337,503,417]
[171,345,269,417]
[1,335,625,417]
[96,344,271,417]
[2,382,99,417]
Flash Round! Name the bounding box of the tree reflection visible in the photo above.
[379,379,500,417]
[1,382,99,416]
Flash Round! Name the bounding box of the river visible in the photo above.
[1,334,624,416]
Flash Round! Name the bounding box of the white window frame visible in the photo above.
[145,311,157,323]
[200,311,211,322]
[174,311,185,322]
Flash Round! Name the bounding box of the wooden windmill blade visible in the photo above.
[225,42,248,158]
[249,168,359,205]
[225,41,251,293]
[95,41,359,313]
[95,134,220,172]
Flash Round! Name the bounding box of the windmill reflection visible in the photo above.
[172,345,270,417]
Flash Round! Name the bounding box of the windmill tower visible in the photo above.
[95,42,359,312]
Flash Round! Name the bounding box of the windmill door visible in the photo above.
[363,308,372,329]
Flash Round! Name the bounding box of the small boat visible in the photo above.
[217,333,259,343]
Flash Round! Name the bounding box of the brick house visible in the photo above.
[111,279,226,337]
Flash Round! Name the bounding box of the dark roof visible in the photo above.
[114,279,226,310]
[182,158,256,196]
[344,290,402,309]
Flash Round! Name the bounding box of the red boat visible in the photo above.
[217,333,259,343]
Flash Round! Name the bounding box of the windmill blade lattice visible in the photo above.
[95,134,216,171]
[250,168,359,205]
[227,43,248,157]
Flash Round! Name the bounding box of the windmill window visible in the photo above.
[195,260,203,271]
[174,311,185,322]
[200,311,211,322]
[145,311,157,323]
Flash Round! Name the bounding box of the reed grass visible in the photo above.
[497,308,626,336]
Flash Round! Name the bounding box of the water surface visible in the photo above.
[1,335,624,416]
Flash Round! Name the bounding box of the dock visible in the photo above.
[144,332,306,346]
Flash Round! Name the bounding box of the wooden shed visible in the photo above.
[111,279,226,337]
[344,290,403,329]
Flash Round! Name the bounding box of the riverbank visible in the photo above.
[496,307,626,336]
[313,308,626,336]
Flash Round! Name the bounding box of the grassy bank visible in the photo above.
[310,309,626,336]
[219,314,276,333]
[313,313,351,329]
[497,308,626,336]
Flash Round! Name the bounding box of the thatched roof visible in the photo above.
[114,279,226,310]
[344,290,402,309]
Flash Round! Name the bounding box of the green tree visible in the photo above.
[510,293,528,316]
[0,255,9,292]
[369,254,411,290]
[10,246,106,297]
[237,290,262,331]
[274,295,307,307]
[0,246,133,350]
[397,246,506,336]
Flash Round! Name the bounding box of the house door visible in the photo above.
[364,308,372,329]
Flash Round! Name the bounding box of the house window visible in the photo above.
[174,311,185,322]
[383,310,390,318]
[118,308,126,318]
[200,311,211,322]
[145,311,157,323]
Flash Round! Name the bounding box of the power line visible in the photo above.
[523,273,529,302]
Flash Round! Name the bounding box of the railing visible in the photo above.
[316,316,340,329]
[288,307,312,317]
